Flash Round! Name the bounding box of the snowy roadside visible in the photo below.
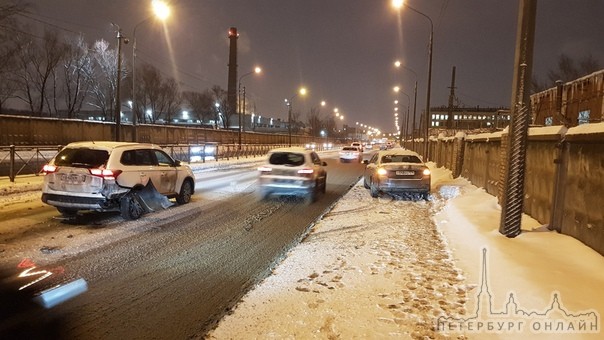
[205,164,604,340]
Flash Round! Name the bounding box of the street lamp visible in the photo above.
[132,0,170,139]
[394,60,418,150]
[285,87,307,147]
[394,86,411,145]
[238,66,262,151]
[392,0,433,160]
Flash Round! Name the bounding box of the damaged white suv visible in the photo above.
[41,141,195,220]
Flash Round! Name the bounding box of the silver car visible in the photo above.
[258,147,327,204]
[363,149,430,199]
[41,141,195,220]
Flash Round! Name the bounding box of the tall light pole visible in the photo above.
[392,0,433,160]
[132,0,170,140]
[285,87,307,147]
[112,24,126,142]
[238,66,261,151]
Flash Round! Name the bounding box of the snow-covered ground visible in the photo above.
[1,153,602,339]
[205,163,604,339]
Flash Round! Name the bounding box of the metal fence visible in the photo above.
[0,143,314,182]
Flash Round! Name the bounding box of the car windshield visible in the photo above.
[269,152,305,166]
[381,155,422,164]
[53,148,109,168]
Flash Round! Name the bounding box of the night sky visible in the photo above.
[26,0,604,133]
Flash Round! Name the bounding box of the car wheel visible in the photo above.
[363,176,370,189]
[120,192,145,220]
[321,175,327,193]
[370,179,380,198]
[57,207,78,217]
[176,179,193,204]
[423,191,430,201]
[304,187,317,205]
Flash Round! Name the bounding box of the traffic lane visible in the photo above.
[37,161,365,339]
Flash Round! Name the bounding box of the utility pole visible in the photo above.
[499,0,537,238]
[446,66,456,129]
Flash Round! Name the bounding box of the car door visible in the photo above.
[364,153,379,183]
[151,150,177,194]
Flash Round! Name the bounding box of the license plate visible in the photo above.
[396,170,415,176]
[61,174,85,184]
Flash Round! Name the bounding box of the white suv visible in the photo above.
[41,141,195,220]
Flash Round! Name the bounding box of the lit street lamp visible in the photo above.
[285,87,307,147]
[392,0,433,160]
[394,60,418,150]
[132,0,170,140]
[238,66,261,151]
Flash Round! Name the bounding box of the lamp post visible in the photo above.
[394,60,418,151]
[113,24,126,142]
[393,86,410,146]
[285,87,307,147]
[132,0,170,140]
[238,66,261,151]
[392,0,433,160]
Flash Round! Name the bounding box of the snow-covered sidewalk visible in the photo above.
[205,164,604,339]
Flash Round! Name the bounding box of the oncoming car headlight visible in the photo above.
[423,168,431,176]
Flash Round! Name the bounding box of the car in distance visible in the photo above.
[41,141,195,220]
[339,146,362,163]
[351,142,364,152]
[258,147,327,204]
[363,149,430,200]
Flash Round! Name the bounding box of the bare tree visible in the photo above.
[0,1,29,112]
[14,29,67,115]
[307,106,323,137]
[182,89,214,124]
[87,39,119,120]
[533,53,602,93]
[210,85,228,128]
[157,77,181,122]
[138,63,163,123]
[61,35,91,118]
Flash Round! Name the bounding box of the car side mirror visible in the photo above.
[363,160,369,164]
[174,160,181,166]
[322,161,328,166]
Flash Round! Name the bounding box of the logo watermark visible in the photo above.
[437,248,600,334]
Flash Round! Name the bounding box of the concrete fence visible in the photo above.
[429,123,604,256]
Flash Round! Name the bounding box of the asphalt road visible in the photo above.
[1,154,365,339]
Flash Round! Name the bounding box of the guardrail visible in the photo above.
[0,143,323,182]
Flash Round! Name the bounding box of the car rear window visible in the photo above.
[269,152,305,166]
[342,147,358,151]
[381,155,422,163]
[53,148,109,168]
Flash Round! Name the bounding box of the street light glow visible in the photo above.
[392,0,404,9]
[152,0,171,20]
[299,87,307,96]
[254,66,262,74]
[393,86,400,92]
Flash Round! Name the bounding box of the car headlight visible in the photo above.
[423,168,431,176]
[377,168,388,176]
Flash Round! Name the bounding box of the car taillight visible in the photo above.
[42,164,57,174]
[376,168,388,176]
[258,166,272,173]
[89,169,122,180]
[297,168,314,177]
[422,168,431,176]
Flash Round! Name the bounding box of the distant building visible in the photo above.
[429,106,511,131]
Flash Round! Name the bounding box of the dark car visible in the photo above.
[363,149,430,199]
